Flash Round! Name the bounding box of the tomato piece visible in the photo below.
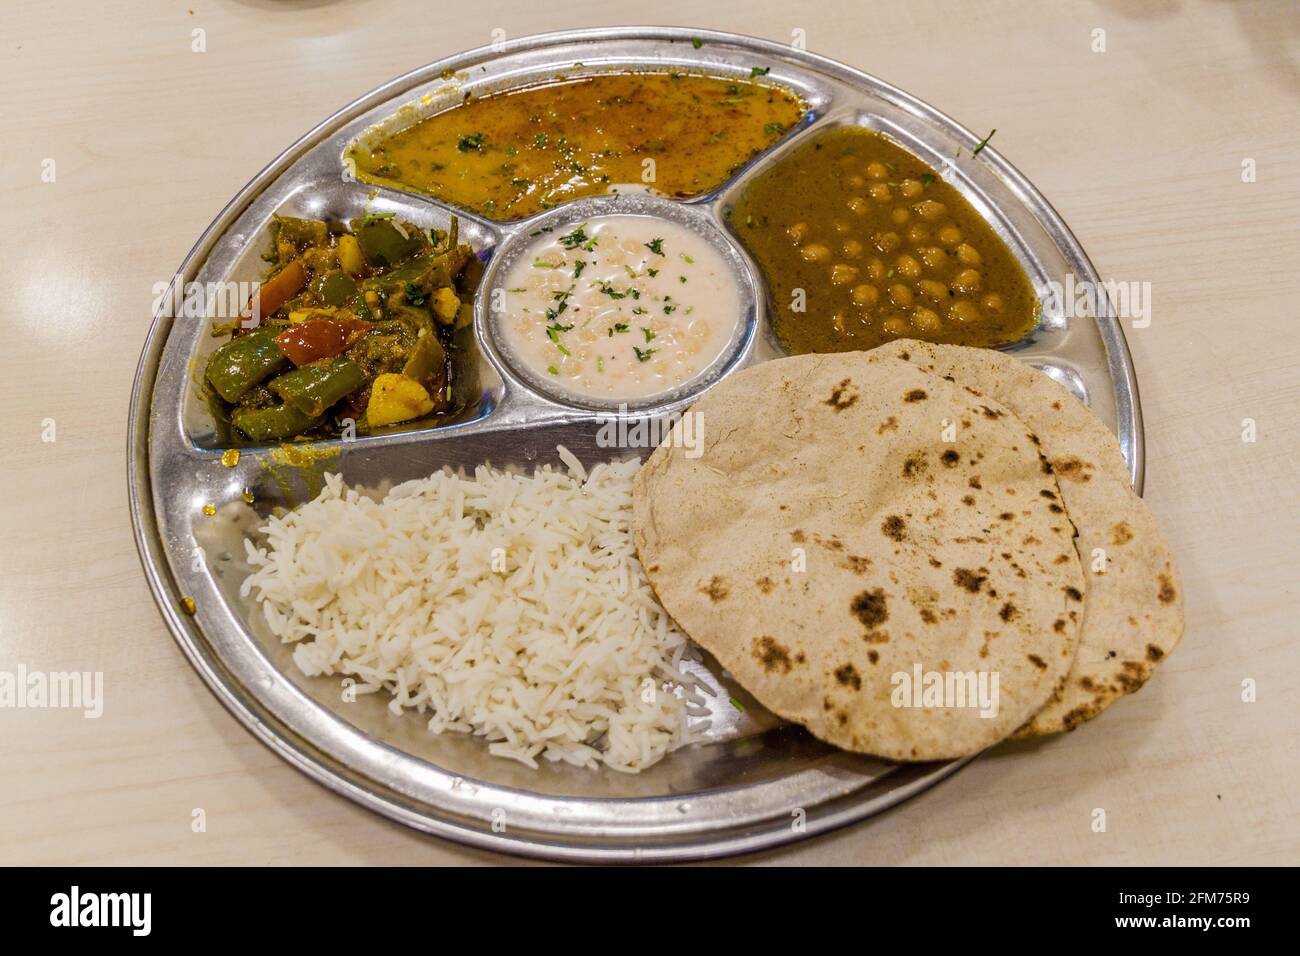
[274,318,370,366]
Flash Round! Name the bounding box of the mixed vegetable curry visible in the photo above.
[347,72,806,220]
[205,214,478,442]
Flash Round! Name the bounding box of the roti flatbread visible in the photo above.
[633,352,1086,760]
[871,340,1184,735]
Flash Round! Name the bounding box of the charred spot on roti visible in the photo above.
[1079,676,1095,690]
[1040,489,1057,500]
[878,416,899,434]
[867,649,880,664]
[1064,585,1083,602]
[850,588,889,629]
[1111,521,1133,545]
[968,476,982,489]
[881,515,907,541]
[999,602,1020,622]
[998,511,1014,521]
[1052,456,1091,481]
[928,557,943,568]
[920,607,937,624]
[699,575,730,602]
[1146,643,1165,662]
[753,635,796,674]
[953,568,987,593]
[1027,654,1047,670]
[1040,459,1053,475]
[791,529,806,543]
[1158,574,1177,604]
[833,663,862,690]
[978,404,1003,419]
[1048,503,1064,513]
[903,388,927,402]
[756,576,777,594]
[961,495,976,506]
[1115,661,1149,693]
[1054,554,1070,564]
[940,449,961,467]
[824,378,860,411]
[902,453,928,478]
[844,555,873,574]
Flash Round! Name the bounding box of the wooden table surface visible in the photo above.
[3,0,1297,866]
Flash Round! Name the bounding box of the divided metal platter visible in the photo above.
[129,27,1143,861]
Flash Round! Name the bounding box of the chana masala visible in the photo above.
[727,126,1040,354]
[347,72,806,221]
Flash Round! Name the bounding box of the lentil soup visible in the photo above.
[349,72,806,221]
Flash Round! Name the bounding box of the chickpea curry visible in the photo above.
[347,72,806,221]
[728,126,1039,353]
[204,215,479,443]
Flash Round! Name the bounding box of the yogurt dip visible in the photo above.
[496,215,742,402]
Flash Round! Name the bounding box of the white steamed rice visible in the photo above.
[240,448,696,773]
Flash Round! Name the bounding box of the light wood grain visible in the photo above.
[2,0,1297,865]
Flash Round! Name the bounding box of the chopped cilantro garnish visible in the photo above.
[403,282,427,306]
[642,328,656,343]
[645,238,665,256]
[633,346,656,362]
[764,121,786,135]
[547,364,559,375]
[920,172,937,185]
[750,66,770,77]
[546,327,571,355]
[691,37,703,49]
[971,129,996,157]
[457,132,486,152]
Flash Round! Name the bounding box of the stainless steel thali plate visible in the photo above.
[129,27,1143,862]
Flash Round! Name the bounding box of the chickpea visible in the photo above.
[787,222,810,243]
[833,220,852,235]
[919,279,948,301]
[883,317,909,336]
[949,300,981,323]
[868,183,893,202]
[867,257,886,282]
[866,161,889,181]
[918,246,948,270]
[847,196,870,215]
[982,292,1006,314]
[831,311,847,334]
[914,199,947,221]
[913,307,941,332]
[956,243,983,266]
[841,238,864,258]
[907,224,931,244]
[896,254,922,280]
[953,268,982,293]
[801,242,831,263]
[899,178,924,199]
[937,225,963,247]
[847,174,866,189]
[851,283,879,306]
[873,231,901,253]
[891,207,910,225]
[889,283,915,307]
[830,263,859,285]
